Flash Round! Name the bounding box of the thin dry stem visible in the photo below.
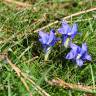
[3,0,31,8]
[25,56,39,64]
[46,77,96,94]
[20,77,31,93]
[34,7,96,32]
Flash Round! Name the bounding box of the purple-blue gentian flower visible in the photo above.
[66,43,92,67]
[58,21,78,48]
[39,29,59,60]
[39,29,58,51]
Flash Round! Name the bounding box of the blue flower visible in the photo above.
[39,29,59,61]
[58,21,78,47]
[39,29,58,51]
[66,43,92,66]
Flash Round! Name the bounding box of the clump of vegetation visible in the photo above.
[0,0,96,96]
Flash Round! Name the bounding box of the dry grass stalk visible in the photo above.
[34,7,96,32]
[3,0,31,8]
[46,78,96,94]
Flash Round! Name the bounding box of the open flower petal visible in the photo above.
[47,29,55,45]
[66,50,76,59]
[79,43,87,56]
[58,28,65,34]
[82,43,87,51]
[70,43,78,50]
[62,21,71,34]
[70,23,78,38]
[83,53,92,61]
[39,31,49,44]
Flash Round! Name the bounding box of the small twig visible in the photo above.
[67,18,93,23]
[3,0,31,8]
[25,56,39,64]
[20,77,32,96]
[34,7,96,32]
[45,77,96,94]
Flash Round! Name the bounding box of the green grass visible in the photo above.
[0,0,96,96]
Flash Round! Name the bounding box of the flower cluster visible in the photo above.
[39,21,92,66]
[66,43,91,66]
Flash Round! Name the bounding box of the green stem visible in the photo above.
[64,38,70,48]
[44,47,52,61]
